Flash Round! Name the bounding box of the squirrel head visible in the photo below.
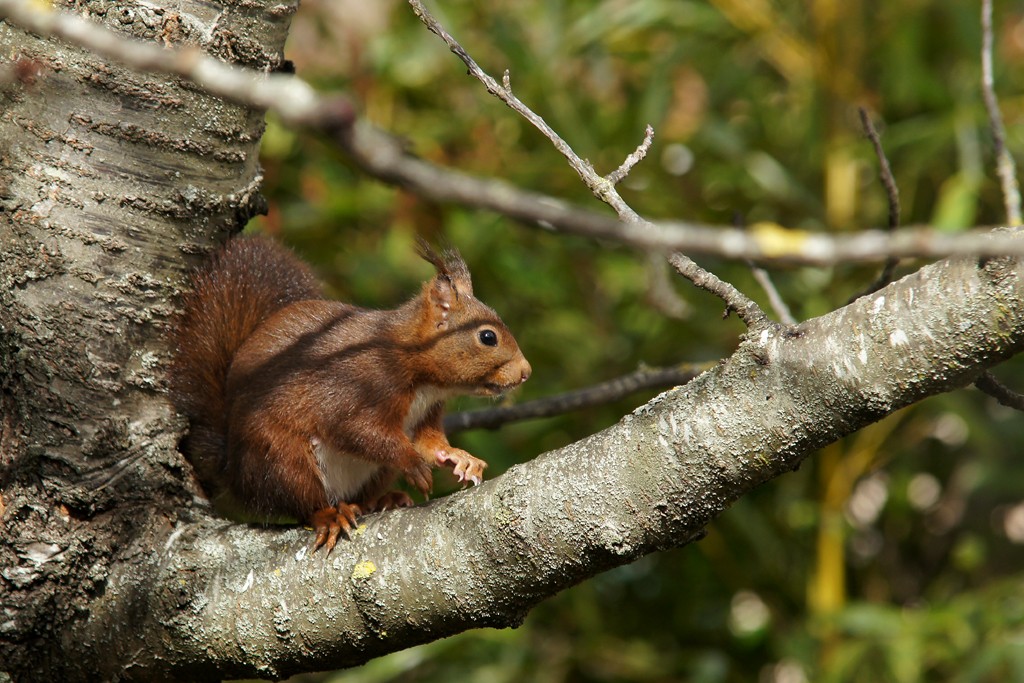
[410,239,531,396]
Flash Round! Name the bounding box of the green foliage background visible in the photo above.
[250,1,1024,681]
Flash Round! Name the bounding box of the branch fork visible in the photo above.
[407,0,776,333]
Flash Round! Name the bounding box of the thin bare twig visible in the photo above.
[860,109,902,233]
[981,0,1022,226]
[735,212,796,325]
[973,0,1024,412]
[407,0,600,197]
[408,0,635,220]
[645,252,693,320]
[607,125,655,186]
[848,108,902,304]
[444,363,706,433]
[407,0,773,327]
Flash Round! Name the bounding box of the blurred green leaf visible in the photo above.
[260,1,1024,681]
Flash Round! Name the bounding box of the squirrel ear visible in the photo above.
[416,237,474,298]
[426,274,456,329]
[416,238,474,329]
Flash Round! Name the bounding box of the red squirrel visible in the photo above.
[171,235,531,552]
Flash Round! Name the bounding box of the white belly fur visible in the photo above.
[314,385,455,503]
[403,385,456,437]
[313,438,382,504]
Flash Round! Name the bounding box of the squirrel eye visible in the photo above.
[479,329,498,347]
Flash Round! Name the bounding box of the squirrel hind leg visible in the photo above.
[310,503,362,554]
[364,490,415,512]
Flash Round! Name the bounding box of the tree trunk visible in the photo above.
[0,1,293,679]
[2,3,1024,682]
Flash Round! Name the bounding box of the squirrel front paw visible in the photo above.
[435,447,488,486]
[310,503,362,554]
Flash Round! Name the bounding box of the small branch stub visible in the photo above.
[669,252,770,330]
[607,125,655,186]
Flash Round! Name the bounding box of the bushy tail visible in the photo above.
[170,236,323,489]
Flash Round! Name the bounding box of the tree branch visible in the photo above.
[70,249,1024,681]
[444,364,707,433]
[0,0,355,130]
[861,109,902,235]
[406,0,772,327]
[973,0,1024,411]
[975,371,1024,412]
[3,0,1024,265]
[405,0,595,197]
[669,253,770,329]
[607,125,655,186]
[342,116,1024,263]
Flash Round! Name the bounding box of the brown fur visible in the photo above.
[170,235,531,550]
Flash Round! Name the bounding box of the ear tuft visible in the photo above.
[415,237,473,300]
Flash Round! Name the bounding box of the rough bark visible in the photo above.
[0,1,294,679]
[2,3,1024,683]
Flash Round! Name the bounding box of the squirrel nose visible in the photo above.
[518,359,532,384]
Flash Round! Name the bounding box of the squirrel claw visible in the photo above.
[435,448,487,488]
[311,503,361,554]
